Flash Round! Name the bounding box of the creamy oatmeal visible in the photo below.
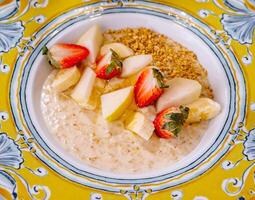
[40,26,220,174]
[41,71,208,173]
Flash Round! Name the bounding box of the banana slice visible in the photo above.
[51,66,81,92]
[186,97,221,123]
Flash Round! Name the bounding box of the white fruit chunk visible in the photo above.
[125,111,154,140]
[156,78,202,113]
[71,67,96,109]
[100,42,134,58]
[77,24,103,63]
[121,54,153,78]
[186,98,221,123]
[51,66,81,92]
[101,86,134,121]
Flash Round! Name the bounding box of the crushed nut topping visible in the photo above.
[104,27,213,98]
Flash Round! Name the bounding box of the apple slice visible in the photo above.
[77,24,103,63]
[100,42,134,58]
[121,54,153,78]
[70,67,96,109]
[156,78,202,113]
[51,66,81,92]
[186,98,221,123]
[101,86,134,121]
[125,111,154,140]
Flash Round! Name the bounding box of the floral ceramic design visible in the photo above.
[0,0,254,199]
[0,1,24,53]
[221,0,255,44]
[243,128,255,161]
[0,133,22,199]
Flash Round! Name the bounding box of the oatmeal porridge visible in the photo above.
[40,25,220,173]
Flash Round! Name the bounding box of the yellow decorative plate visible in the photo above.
[0,0,254,199]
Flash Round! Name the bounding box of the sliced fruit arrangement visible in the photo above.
[134,67,168,108]
[101,86,134,121]
[125,111,154,140]
[70,67,96,109]
[96,49,122,80]
[153,106,189,138]
[156,78,202,113]
[42,43,89,68]
[100,42,134,58]
[45,23,222,141]
[121,54,153,78]
[186,98,221,123]
[77,24,103,63]
[51,66,81,92]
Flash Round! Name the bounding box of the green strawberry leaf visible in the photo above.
[152,68,168,88]
[162,121,181,137]
[106,62,116,75]
[164,106,189,125]
[162,106,190,137]
[105,49,122,75]
[180,106,190,120]
[42,46,48,55]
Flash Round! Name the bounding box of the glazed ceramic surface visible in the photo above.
[0,0,254,200]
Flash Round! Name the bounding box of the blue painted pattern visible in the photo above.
[243,128,255,161]
[0,133,23,199]
[0,22,24,53]
[0,0,19,20]
[0,171,17,199]
[221,0,255,44]
[0,133,23,169]
[0,1,24,53]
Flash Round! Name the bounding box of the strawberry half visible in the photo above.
[134,67,167,108]
[42,43,89,68]
[153,106,189,139]
[95,49,122,80]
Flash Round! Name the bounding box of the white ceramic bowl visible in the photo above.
[24,13,229,180]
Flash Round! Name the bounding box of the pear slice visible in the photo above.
[186,98,221,123]
[125,111,154,140]
[51,66,81,92]
[156,78,202,113]
[101,86,134,121]
[77,24,103,63]
[121,54,153,78]
[100,43,134,58]
[70,67,96,109]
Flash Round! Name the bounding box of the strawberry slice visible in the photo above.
[134,67,167,108]
[153,106,189,139]
[95,49,122,80]
[42,43,89,68]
